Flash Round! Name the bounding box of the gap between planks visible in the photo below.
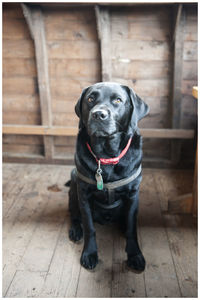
[3,164,197,298]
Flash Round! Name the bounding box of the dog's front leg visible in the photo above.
[77,182,98,269]
[125,190,146,272]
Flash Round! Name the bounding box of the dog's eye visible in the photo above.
[88,97,94,103]
[113,98,122,104]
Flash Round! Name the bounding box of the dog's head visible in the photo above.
[75,82,149,137]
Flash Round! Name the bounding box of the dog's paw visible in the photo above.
[127,253,146,272]
[69,223,83,242]
[80,251,98,270]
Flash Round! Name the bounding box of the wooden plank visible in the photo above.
[183,41,197,60]
[39,165,81,297]
[54,136,76,146]
[50,77,96,98]
[3,3,25,19]
[3,95,40,113]
[128,19,171,41]
[44,6,96,22]
[111,227,146,297]
[3,18,31,39]
[154,169,194,212]
[181,95,197,125]
[171,5,185,164]
[112,78,170,97]
[141,128,194,139]
[172,4,183,44]
[95,5,112,81]
[52,99,76,114]
[143,139,170,161]
[4,166,66,294]
[182,79,198,95]
[47,40,99,59]
[49,59,100,80]
[16,192,66,273]
[76,224,114,297]
[163,214,197,297]
[111,6,171,22]
[3,39,35,58]
[22,4,54,160]
[112,60,171,80]
[3,165,32,215]
[3,134,43,146]
[184,20,197,41]
[3,125,78,136]
[54,145,75,156]
[3,144,43,155]
[182,61,197,80]
[53,113,78,127]
[5,270,46,298]
[3,112,41,125]
[139,169,181,297]
[2,125,195,139]
[112,40,170,61]
[3,165,48,295]
[40,220,82,297]
[3,77,36,95]
[168,194,193,214]
[45,17,97,41]
[2,154,194,169]
[3,58,37,77]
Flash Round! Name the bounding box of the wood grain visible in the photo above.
[3,77,37,95]
[95,5,112,81]
[139,170,181,297]
[3,95,40,113]
[112,40,170,61]
[3,39,35,58]
[2,125,195,139]
[3,58,37,77]
[49,59,100,80]
[3,164,197,297]
[47,40,99,59]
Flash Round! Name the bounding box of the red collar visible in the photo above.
[86,137,132,165]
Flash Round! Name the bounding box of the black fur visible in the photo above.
[68,82,149,271]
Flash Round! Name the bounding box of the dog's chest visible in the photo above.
[89,189,124,224]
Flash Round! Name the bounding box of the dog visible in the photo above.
[67,82,149,271]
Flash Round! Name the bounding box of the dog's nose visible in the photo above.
[92,110,109,121]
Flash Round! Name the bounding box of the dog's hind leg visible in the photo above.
[68,169,83,242]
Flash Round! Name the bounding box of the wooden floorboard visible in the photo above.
[3,163,197,298]
[111,227,146,297]
[139,171,181,297]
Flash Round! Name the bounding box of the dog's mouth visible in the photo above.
[87,120,117,138]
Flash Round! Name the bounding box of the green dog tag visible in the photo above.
[95,172,103,190]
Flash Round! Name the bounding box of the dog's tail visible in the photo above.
[64,180,71,187]
[65,168,77,187]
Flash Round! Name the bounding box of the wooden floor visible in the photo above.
[3,163,197,298]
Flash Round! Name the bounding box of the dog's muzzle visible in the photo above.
[90,105,111,121]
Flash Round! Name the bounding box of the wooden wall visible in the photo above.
[44,6,101,157]
[110,5,173,160]
[3,4,43,156]
[2,3,197,166]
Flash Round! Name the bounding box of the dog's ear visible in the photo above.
[122,85,149,133]
[75,87,89,118]
[75,87,90,128]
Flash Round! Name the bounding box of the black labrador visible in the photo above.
[67,82,149,271]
